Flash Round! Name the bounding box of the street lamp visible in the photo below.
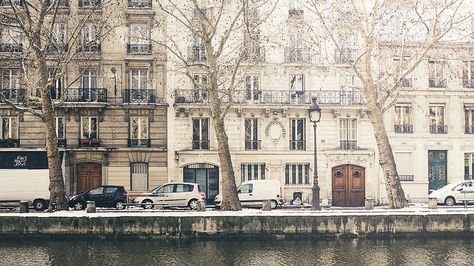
[309,97,321,211]
[111,67,117,102]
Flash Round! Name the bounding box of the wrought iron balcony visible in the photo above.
[288,8,304,19]
[128,0,151,8]
[79,138,100,148]
[428,78,447,88]
[465,125,474,134]
[290,140,305,151]
[335,49,358,64]
[127,44,152,54]
[0,89,26,103]
[284,47,310,63]
[0,139,20,147]
[242,46,265,62]
[175,89,366,106]
[400,78,413,88]
[123,89,156,104]
[463,79,474,88]
[340,140,358,150]
[188,46,206,62]
[399,175,414,181]
[78,0,100,8]
[0,0,24,6]
[245,140,261,150]
[430,125,448,134]
[465,175,473,180]
[65,88,107,102]
[57,138,67,147]
[394,124,413,134]
[46,43,68,53]
[78,43,101,53]
[192,140,209,150]
[0,44,22,53]
[128,138,151,148]
[193,8,207,19]
[45,0,69,7]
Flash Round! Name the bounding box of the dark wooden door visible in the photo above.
[428,150,448,194]
[77,163,102,193]
[332,164,365,207]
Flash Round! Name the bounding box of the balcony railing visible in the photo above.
[463,78,474,88]
[45,0,69,7]
[78,0,100,8]
[400,78,413,88]
[46,43,68,53]
[430,125,448,134]
[242,46,265,62]
[79,138,100,147]
[175,89,366,106]
[128,0,151,8]
[0,0,24,6]
[394,124,413,134]
[192,140,209,150]
[465,175,473,180]
[340,140,357,150]
[128,138,151,148]
[127,44,152,54]
[465,125,474,134]
[399,175,414,181]
[290,140,305,150]
[0,89,26,103]
[0,138,20,147]
[123,89,156,104]
[188,46,206,62]
[0,43,22,53]
[335,49,358,64]
[428,78,447,88]
[245,140,261,150]
[64,88,107,102]
[57,138,67,147]
[79,43,101,53]
[284,47,310,63]
[288,8,304,19]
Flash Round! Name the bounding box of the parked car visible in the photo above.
[214,180,284,209]
[131,182,205,210]
[68,185,128,210]
[429,180,474,206]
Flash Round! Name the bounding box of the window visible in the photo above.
[193,74,208,102]
[192,118,209,149]
[48,23,66,52]
[340,118,357,150]
[286,33,308,62]
[80,68,98,101]
[465,105,474,134]
[131,163,148,191]
[243,28,262,61]
[238,184,253,194]
[241,163,265,182]
[245,118,259,150]
[89,187,103,195]
[290,74,304,103]
[104,187,118,194]
[0,117,18,139]
[288,0,304,18]
[464,153,474,180]
[285,163,310,185]
[428,60,446,88]
[0,69,21,101]
[47,68,63,100]
[55,117,65,139]
[130,68,148,90]
[394,152,414,181]
[245,75,260,101]
[290,118,305,150]
[154,184,173,194]
[129,24,151,53]
[78,0,101,8]
[429,105,447,134]
[191,36,206,61]
[129,116,149,147]
[81,24,99,52]
[128,0,151,8]
[394,104,413,133]
[463,61,474,88]
[0,27,21,52]
[175,184,194,192]
[81,116,98,139]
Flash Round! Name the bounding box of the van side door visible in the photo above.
[238,184,254,207]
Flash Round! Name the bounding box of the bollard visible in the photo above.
[86,201,96,213]
[19,201,29,213]
[428,197,437,209]
[365,198,374,210]
[262,200,272,211]
[196,200,206,212]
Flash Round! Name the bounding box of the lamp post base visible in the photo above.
[312,185,321,211]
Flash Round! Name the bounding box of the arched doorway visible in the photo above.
[77,162,102,193]
[332,164,365,207]
[183,163,219,204]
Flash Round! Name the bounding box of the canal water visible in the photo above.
[0,238,472,265]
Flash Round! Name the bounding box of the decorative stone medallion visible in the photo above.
[265,118,286,142]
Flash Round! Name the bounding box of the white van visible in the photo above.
[0,169,50,211]
[214,180,284,209]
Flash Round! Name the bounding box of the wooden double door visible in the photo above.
[77,163,102,193]
[332,164,365,207]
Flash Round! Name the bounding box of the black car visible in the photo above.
[68,185,128,210]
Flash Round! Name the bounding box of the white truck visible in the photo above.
[0,169,50,211]
[214,180,284,209]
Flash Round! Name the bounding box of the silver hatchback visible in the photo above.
[132,182,206,210]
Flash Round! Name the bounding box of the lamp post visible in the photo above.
[309,97,321,211]
[111,67,117,102]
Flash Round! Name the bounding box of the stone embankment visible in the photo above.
[0,209,473,239]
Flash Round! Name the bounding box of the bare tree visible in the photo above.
[0,0,119,210]
[307,0,471,208]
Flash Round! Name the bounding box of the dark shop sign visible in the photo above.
[0,151,48,169]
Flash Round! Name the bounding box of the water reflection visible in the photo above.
[0,238,472,265]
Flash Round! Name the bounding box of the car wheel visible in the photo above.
[445,197,455,206]
[115,201,126,210]
[33,199,47,211]
[188,199,199,210]
[141,199,154,209]
[74,201,85,210]
[270,200,278,209]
